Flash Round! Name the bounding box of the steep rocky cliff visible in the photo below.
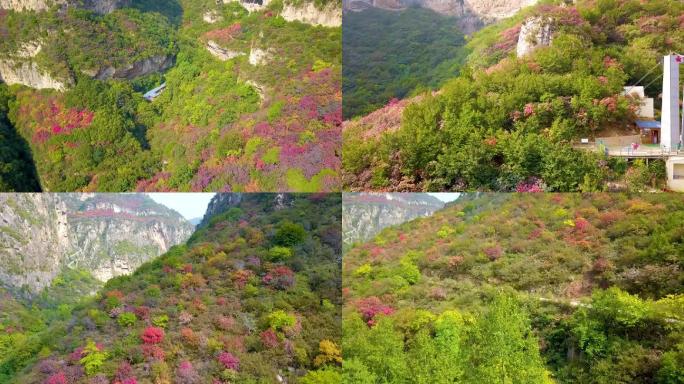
[0,60,69,91]
[0,193,193,295]
[344,0,537,20]
[516,16,553,57]
[281,2,342,27]
[342,192,445,245]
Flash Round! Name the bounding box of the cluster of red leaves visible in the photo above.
[262,266,295,290]
[592,257,611,274]
[637,15,670,34]
[260,328,279,349]
[231,269,254,289]
[355,296,394,326]
[536,4,584,26]
[516,178,545,193]
[113,362,138,384]
[141,327,164,344]
[141,344,165,361]
[597,210,625,226]
[181,327,199,346]
[45,372,67,384]
[204,23,242,43]
[217,352,240,371]
[597,96,618,112]
[528,227,543,240]
[106,290,125,300]
[574,217,591,232]
[32,100,94,144]
[524,103,535,117]
[134,306,150,320]
[215,315,235,331]
[603,56,621,69]
[447,256,464,269]
[484,245,503,261]
[494,25,521,51]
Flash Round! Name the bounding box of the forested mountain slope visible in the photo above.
[0,0,341,192]
[1,193,342,383]
[343,193,684,383]
[343,0,682,192]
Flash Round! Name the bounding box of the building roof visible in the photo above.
[636,120,661,129]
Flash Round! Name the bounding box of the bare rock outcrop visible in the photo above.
[206,41,245,61]
[516,16,553,57]
[281,2,342,27]
[0,60,69,91]
[0,194,193,295]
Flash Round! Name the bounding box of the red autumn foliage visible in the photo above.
[262,266,295,290]
[204,23,242,42]
[106,290,125,300]
[181,328,199,346]
[574,217,590,232]
[114,362,133,382]
[598,210,625,226]
[31,100,94,144]
[183,264,193,273]
[215,315,235,331]
[592,257,611,273]
[217,352,240,371]
[448,256,465,269]
[231,269,254,289]
[355,296,394,326]
[484,245,503,261]
[260,328,279,349]
[141,327,164,344]
[141,344,165,361]
[134,306,150,320]
[45,372,67,384]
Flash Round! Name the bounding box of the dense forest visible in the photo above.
[0,193,342,383]
[0,0,341,192]
[343,193,684,383]
[0,84,41,191]
[342,6,468,119]
[343,0,682,192]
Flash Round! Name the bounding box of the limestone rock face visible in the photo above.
[464,0,537,20]
[249,47,273,66]
[0,60,69,91]
[342,193,445,244]
[344,0,537,20]
[281,2,342,27]
[222,0,271,13]
[206,41,245,61]
[0,194,194,295]
[199,193,243,228]
[90,55,175,80]
[516,16,553,57]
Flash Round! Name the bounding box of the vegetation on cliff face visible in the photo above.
[1,0,341,192]
[342,6,467,119]
[343,193,684,383]
[1,193,342,383]
[343,0,682,191]
[0,84,41,191]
